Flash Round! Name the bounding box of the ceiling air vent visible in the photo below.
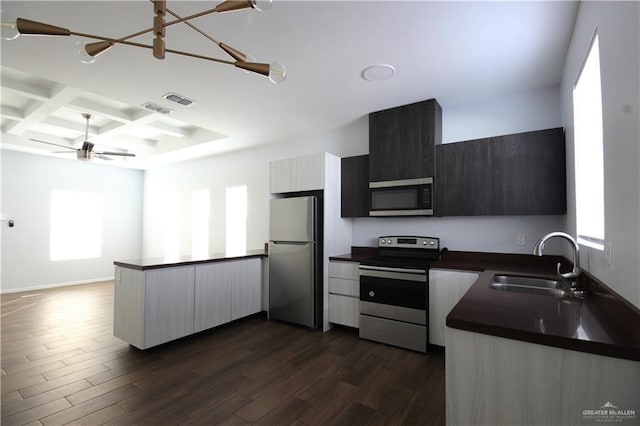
[142,102,174,115]
[163,92,196,107]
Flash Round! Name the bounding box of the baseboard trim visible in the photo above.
[1,277,114,294]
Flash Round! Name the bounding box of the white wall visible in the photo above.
[560,1,640,307]
[0,150,143,293]
[142,120,369,258]
[143,88,566,259]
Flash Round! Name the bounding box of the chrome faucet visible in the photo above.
[533,232,582,291]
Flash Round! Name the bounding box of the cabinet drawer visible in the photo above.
[329,277,359,297]
[329,261,360,280]
[328,294,359,328]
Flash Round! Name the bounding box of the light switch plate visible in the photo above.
[516,233,526,246]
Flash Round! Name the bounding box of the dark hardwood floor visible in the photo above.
[1,282,445,425]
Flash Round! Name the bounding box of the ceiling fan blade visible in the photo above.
[95,154,114,161]
[30,139,76,151]
[96,151,136,157]
[52,151,78,154]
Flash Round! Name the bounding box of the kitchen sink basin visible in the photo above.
[490,274,570,297]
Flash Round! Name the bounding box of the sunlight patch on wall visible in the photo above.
[225,185,247,256]
[50,190,103,261]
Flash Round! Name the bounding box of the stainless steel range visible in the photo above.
[359,236,440,353]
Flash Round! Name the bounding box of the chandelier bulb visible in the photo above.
[250,0,273,12]
[74,41,95,64]
[268,61,286,84]
[1,17,20,40]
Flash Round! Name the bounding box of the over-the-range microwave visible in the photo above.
[369,177,433,216]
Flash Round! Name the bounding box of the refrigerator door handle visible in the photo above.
[271,241,312,245]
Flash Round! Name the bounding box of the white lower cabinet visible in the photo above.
[114,257,262,350]
[428,269,479,347]
[230,258,262,321]
[328,260,360,328]
[144,266,196,348]
[195,263,231,332]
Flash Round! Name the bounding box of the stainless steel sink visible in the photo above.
[490,274,570,297]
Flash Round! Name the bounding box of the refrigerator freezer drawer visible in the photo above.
[268,241,316,328]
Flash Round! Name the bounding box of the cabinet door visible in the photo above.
[341,155,370,217]
[369,99,441,182]
[194,263,232,332]
[144,266,195,348]
[436,128,566,216]
[231,258,262,321]
[428,269,479,347]
[328,294,360,328]
[269,153,325,194]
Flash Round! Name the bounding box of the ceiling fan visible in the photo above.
[30,113,136,161]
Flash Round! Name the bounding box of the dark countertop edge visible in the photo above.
[446,316,640,361]
[114,250,267,271]
[446,269,640,362]
[329,247,640,362]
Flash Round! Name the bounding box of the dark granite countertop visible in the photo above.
[447,269,640,361]
[329,247,640,361]
[114,249,267,271]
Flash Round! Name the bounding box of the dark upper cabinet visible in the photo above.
[369,99,442,182]
[435,127,566,216]
[341,155,369,217]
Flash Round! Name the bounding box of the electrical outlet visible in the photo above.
[604,242,613,271]
[516,233,526,246]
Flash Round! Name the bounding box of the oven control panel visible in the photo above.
[378,236,439,250]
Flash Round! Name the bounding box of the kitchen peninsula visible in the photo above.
[113,250,266,350]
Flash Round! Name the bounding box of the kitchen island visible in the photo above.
[113,250,267,350]
[445,269,640,425]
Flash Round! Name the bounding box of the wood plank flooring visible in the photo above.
[1,282,445,425]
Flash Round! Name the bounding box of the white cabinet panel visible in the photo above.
[328,260,360,328]
[428,269,479,347]
[231,258,262,321]
[446,327,640,426]
[329,277,359,297]
[328,261,360,281]
[269,153,325,193]
[144,266,195,348]
[328,294,360,328]
[113,266,145,349]
[195,263,231,332]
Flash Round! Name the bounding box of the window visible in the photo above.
[573,32,605,250]
[50,190,103,261]
[225,185,247,255]
[191,189,210,258]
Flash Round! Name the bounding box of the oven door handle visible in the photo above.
[359,265,426,275]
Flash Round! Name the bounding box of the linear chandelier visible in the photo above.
[1,0,286,83]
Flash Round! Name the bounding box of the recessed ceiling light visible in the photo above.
[362,64,395,81]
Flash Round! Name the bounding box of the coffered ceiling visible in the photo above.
[0,1,579,169]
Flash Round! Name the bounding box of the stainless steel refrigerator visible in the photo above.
[269,196,321,329]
